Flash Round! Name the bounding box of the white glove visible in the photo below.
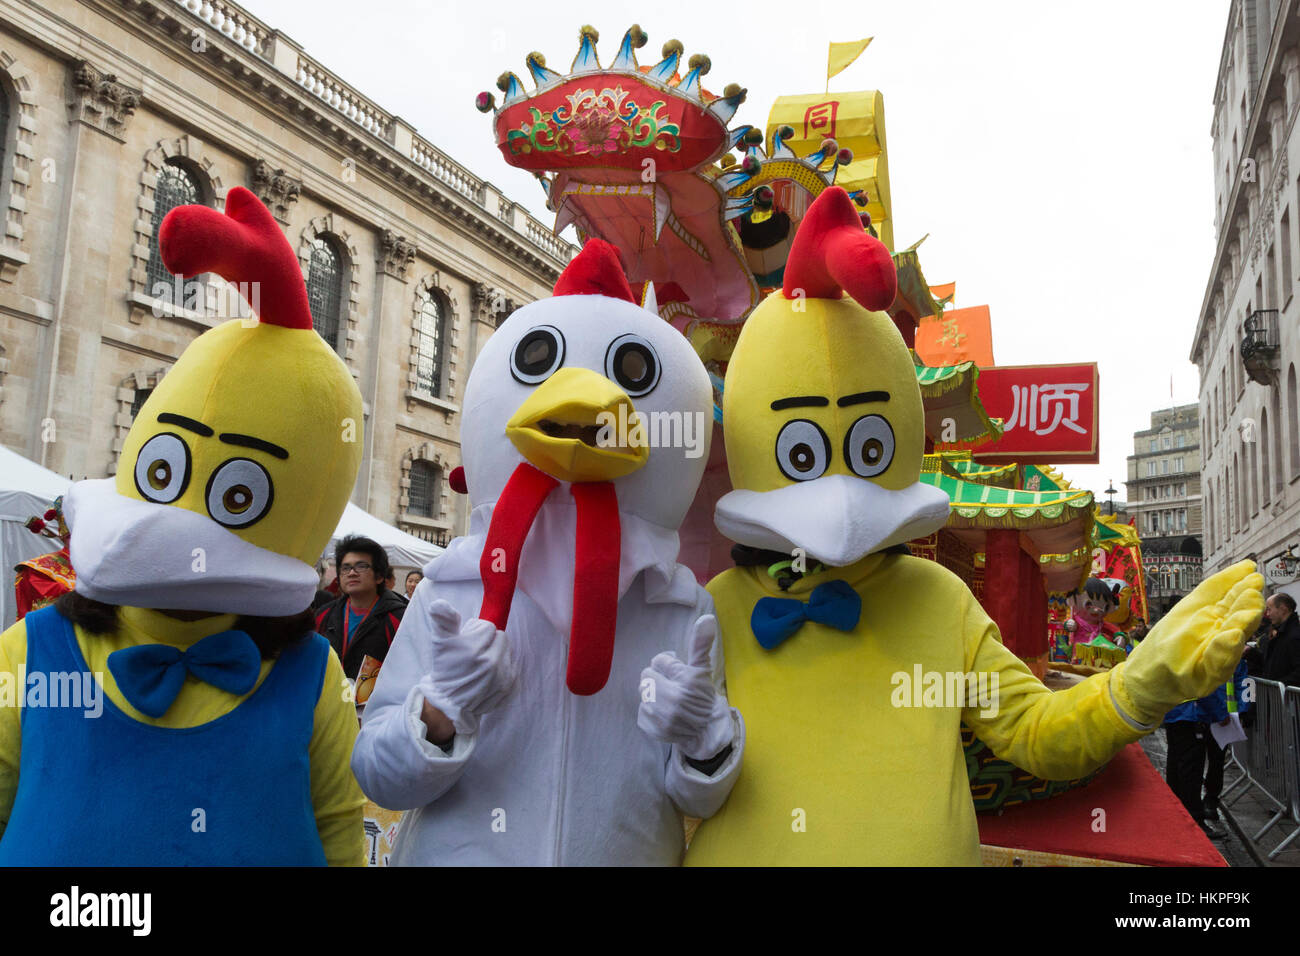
[637,615,734,760]
[421,599,518,736]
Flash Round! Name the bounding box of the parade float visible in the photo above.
[462,24,1219,866]
[11,498,74,620]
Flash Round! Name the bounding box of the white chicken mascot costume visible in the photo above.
[684,187,1265,866]
[352,239,744,866]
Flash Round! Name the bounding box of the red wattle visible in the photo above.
[566,482,621,696]
[479,463,559,629]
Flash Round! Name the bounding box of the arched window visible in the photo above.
[1247,434,1257,518]
[1273,384,1285,493]
[146,161,202,294]
[1290,365,1300,479]
[415,294,446,398]
[1232,452,1240,532]
[0,81,9,184]
[406,460,440,518]
[1205,483,1213,553]
[1261,407,1271,506]
[306,237,344,349]
[130,388,153,420]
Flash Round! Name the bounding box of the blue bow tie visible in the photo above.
[751,579,863,649]
[107,629,262,718]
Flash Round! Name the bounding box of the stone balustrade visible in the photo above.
[174,0,269,55]
[295,56,391,138]
[165,0,573,264]
[526,219,565,261]
[410,134,484,202]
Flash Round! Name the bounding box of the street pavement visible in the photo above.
[1139,731,1300,867]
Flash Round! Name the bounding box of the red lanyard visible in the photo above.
[342,599,376,660]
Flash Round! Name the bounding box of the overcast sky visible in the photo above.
[241,0,1229,501]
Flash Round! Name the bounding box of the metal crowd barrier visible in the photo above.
[1220,678,1299,860]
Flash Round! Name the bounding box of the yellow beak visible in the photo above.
[505,367,649,483]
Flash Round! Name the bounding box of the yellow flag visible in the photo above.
[827,38,872,82]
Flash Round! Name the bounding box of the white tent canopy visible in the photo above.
[325,502,443,573]
[0,442,444,626]
[0,444,73,628]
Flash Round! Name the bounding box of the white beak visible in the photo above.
[715,474,951,567]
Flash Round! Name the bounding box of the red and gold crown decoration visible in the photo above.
[477,25,761,342]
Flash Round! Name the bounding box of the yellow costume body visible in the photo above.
[687,554,1142,865]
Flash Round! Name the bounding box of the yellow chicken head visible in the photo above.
[64,188,363,616]
[715,187,950,566]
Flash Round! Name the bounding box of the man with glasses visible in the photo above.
[315,535,407,681]
[1247,592,1300,686]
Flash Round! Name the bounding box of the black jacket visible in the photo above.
[1249,612,1300,687]
[314,589,407,679]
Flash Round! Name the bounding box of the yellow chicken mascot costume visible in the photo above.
[684,187,1264,866]
[0,188,366,865]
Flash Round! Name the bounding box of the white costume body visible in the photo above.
[351,500,744,866]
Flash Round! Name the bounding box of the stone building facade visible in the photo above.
[1192,0,1300,604]
[0,0,574,548]
[1124,404,1204,616]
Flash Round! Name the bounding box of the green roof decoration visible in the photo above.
[913,356,1005,446]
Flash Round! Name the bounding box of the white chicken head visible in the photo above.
[461,239,712,530]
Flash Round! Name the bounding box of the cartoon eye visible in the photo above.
[844,415,895,478]
[775,419,830,481]
[206,458,273,528]
[604,333,661,397]
[134,433,191,504]
[510,325,565,384]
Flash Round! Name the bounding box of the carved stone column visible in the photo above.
[469,281,517,366]
[1283,48,1300,116]
[250,160,302,225]
[68,61,140,142]
[378,230,417,281]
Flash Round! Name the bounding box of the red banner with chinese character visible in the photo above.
[955,363,1099,463]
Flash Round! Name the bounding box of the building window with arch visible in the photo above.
[130,388,153,420]
[415,294,446,399]
[1205,485,1213,552]
[1290,365,1300,479]
[145,160,203,295]
[1262,408,1271,505]
[1272,386,1284,494]
[306,237,344,349]
[0,80,8,183]
[407,459,441,519]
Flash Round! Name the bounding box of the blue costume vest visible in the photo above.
[0,606,329,865]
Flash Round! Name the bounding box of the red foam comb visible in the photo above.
[159,186,312,330]
[553,238,636,303]
[782,186,897,313]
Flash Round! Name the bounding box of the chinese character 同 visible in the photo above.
[803,101,839,140]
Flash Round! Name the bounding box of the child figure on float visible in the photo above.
[0,190,367,864]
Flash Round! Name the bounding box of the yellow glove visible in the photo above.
[1110,560,1264,728]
